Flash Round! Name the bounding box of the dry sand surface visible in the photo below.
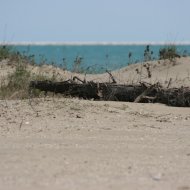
[0,57,190,190]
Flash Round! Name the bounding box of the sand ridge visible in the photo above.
[1,57,190,87]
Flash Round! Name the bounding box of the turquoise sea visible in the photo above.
[8,44,190,73]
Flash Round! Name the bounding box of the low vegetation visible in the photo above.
[0,46,58,99]
[1,63,40,99]
[159,45,180,60]
[144,45,154,62]
[0,46,12,60]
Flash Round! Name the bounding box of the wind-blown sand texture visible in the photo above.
[0,57,190,190]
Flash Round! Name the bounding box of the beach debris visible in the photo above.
[19,119,23,129]
[29,77,190,107]
[151,172,163,181]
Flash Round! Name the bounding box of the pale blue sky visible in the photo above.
[0,0,190,43]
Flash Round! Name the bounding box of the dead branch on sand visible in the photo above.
[29,77,190,107]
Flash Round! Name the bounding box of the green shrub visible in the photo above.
[0,46,12,60]
[0,60,60,99]
[159,45,180,60]
[0,61,31,99]
[0,46,61,99]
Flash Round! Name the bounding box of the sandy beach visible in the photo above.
[0,57,190,190]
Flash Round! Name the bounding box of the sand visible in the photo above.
[1,57,190,87]
[0,57,190,190]
[31,56,190,87]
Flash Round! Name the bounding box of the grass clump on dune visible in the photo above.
[159,45,180,61]
[0,62,57,99]
[0,61,33,99]
[0,47,55,99]
[0,46,12,61]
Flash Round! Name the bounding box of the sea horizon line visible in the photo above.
[1,41,190,45]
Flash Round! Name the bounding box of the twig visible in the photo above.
[28,88,39,117]
[106,70,117,84]
[19,119,23,130]
[73,76,85,83]
[134,85,155,103]
[167,78,172,88]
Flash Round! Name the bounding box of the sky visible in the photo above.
[0,0,190,43]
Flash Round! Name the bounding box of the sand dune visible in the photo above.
[31,57,190,87]
[1,57,190,87]
[0,57,190,190]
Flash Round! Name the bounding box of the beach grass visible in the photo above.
[0,59,58,99]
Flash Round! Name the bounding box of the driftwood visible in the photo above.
[29,79,190,107]
[29,80,146,101]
